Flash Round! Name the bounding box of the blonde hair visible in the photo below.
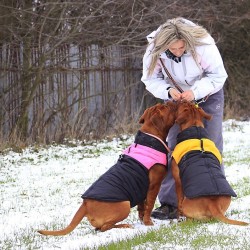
[148,17,210,76]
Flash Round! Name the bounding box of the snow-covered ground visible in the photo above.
[0,119,249,249]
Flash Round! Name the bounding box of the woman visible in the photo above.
[141,17,228,220]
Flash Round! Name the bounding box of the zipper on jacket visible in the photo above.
[171,56,187,78]
[182,56,187,76]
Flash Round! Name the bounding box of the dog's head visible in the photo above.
[175,100,212,130]
[139,101,177,139]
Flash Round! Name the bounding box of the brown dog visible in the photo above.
[38,102,176,235]
[171,101,248,226]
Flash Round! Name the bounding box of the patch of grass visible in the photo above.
[223,149,250,167]
[224,157,250,167]
[1,227,46,250]
[50,188,62,196]
[231,177,250,197]
[223,120,244,133]
[0,178,16,185]
[191,233,237,249]
[95,220,250,250]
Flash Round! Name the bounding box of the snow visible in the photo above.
[0,119,249,249]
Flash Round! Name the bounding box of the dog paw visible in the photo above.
[138,215,144,221]
[143,219,154,226]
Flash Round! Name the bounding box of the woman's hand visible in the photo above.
[169,88,182,101]
[180,90,195,102]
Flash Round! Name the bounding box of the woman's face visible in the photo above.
[168,40,186,57]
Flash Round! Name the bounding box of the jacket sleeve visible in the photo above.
[141,43,171,100]
[191,44,228,100]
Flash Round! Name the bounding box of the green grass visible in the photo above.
[93,220,250,250]
[231,177,250,197]
[223,153,250,167]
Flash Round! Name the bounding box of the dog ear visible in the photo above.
[139,114,144,124]
[139,104,159,124]
[198,107,212,121]
[139,109,148,124]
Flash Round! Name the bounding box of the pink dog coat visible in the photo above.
[123,143,167,169]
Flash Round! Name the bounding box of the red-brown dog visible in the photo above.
[171,101,248,226]
[38,102,176,236]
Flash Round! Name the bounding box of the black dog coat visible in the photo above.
[82,131,168,207]
[172,126,236,198]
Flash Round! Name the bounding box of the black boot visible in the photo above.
[151,204,177,220]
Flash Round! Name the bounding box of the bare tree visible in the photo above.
[0,0,249,146]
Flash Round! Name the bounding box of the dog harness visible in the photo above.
[82,131,169,207]
[172,126,236,198]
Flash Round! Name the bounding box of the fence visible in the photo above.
[0,43,154,143]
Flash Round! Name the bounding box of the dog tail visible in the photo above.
[215,214,248,226]
[38,203,87,236]
[210,205,249,226]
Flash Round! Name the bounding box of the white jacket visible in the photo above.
[141,21,228,101]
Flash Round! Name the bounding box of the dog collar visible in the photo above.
[143,132,171,153]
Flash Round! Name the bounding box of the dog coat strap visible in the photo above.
[172,138,222,164]
[200,138,204,152]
